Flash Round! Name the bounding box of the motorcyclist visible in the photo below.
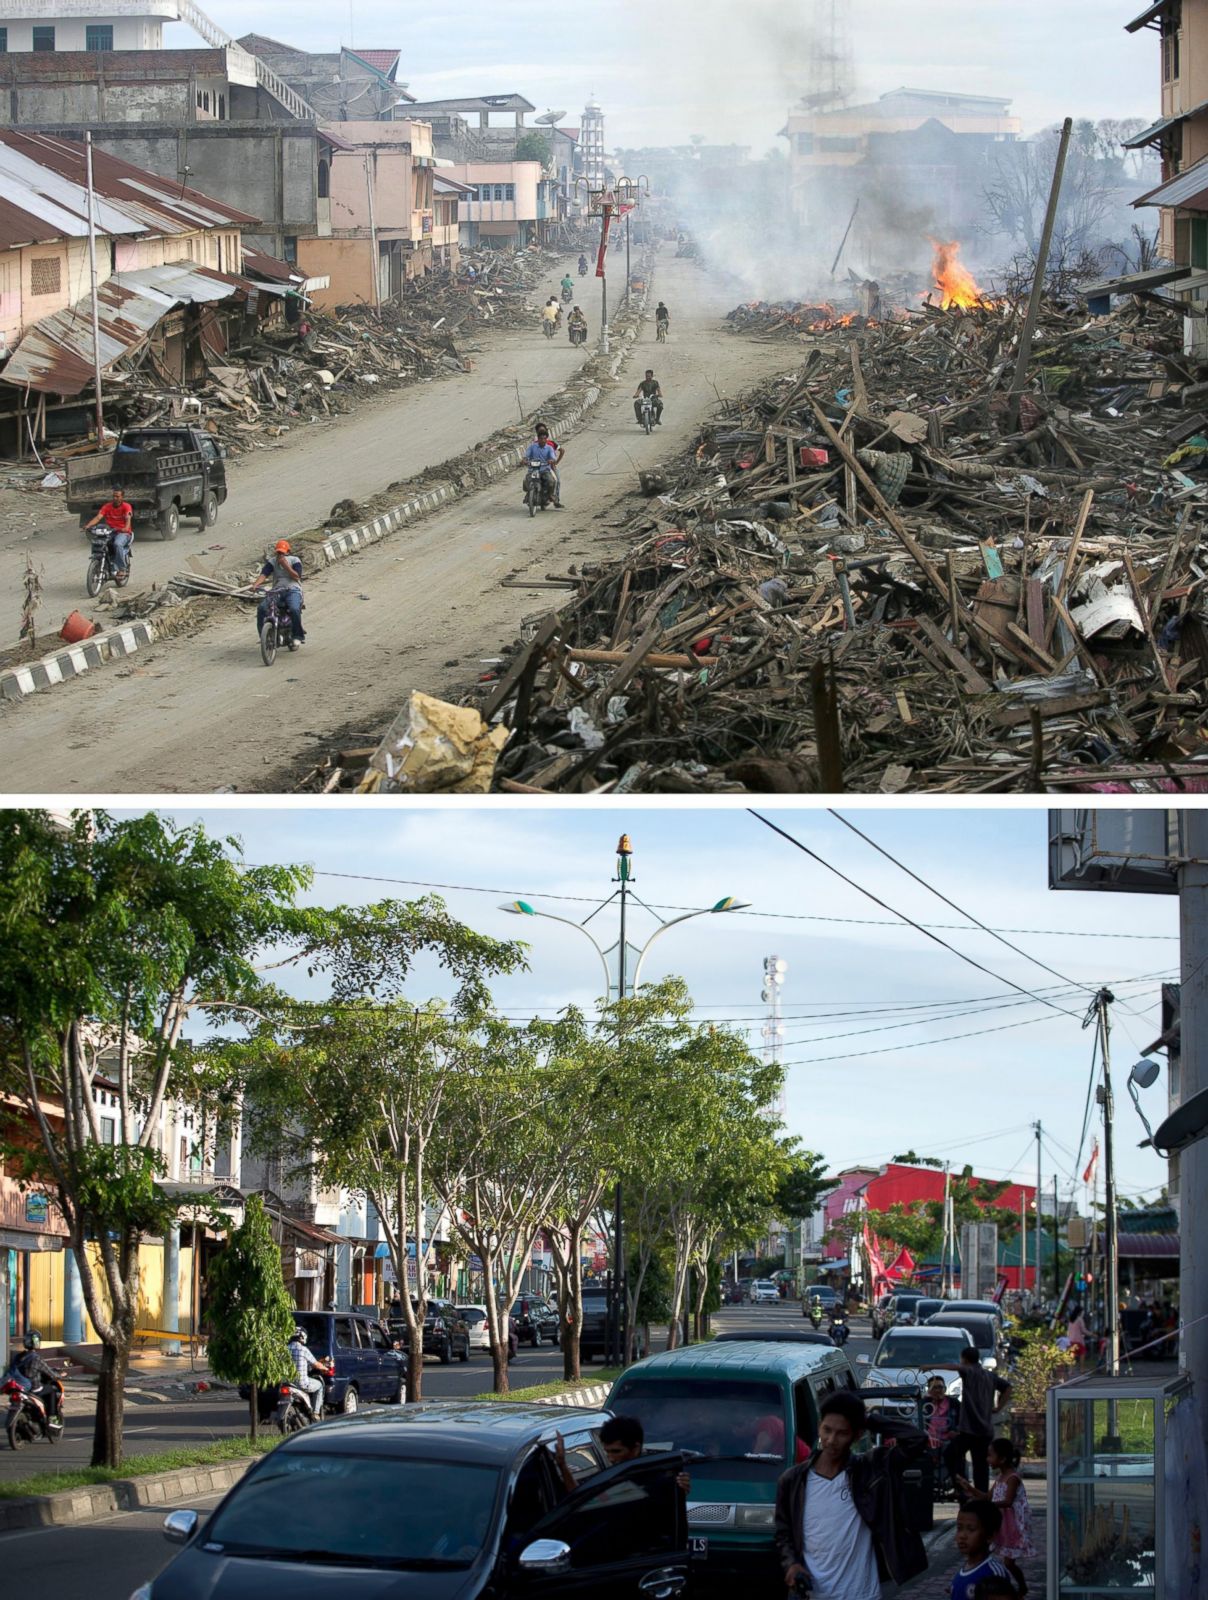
[568,305,588,344]
[828,1304,849,1344]
[522,422,563,508]
[6,1331,62,1436]
[560,272,575,300]
[808,1295,824,1328]
[83,484,134,575]
[249,539,305,646]
[287,1327,326,1423]
[578,254,589,275]
[633,370,664,427]
[542,298,561,335]
[655,301,670,335]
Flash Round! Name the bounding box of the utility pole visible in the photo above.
[1179,809,1208,1457]
[940,1162,951,1296]
[84,133,105,442]
[1020,1187,1027,1303]
[608,835,632,1365]
[1095,987,1119,1380]
[1008,116,1073,431]
[1034,1121,1043,1303]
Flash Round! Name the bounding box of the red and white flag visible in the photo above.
[1082,1140,1099,1186]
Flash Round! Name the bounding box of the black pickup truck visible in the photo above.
[65,425,229,541]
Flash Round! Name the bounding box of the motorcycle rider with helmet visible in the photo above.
[287,1327,327,1423]
[808,1295,824,1329]
[249,539,305,646]
[6,1331,63,1436]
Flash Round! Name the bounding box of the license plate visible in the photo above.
[689,1537,708,1559]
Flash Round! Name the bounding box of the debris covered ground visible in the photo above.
[357,288,1208,795]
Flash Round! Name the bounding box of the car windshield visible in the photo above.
[876,1335,968,1368]
[608,1378,788,1482]
[931,1317,995,1349]
[912,1301,944,1322]
[203,1455,497,1568]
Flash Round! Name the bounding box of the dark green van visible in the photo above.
[607,1339,862,1588]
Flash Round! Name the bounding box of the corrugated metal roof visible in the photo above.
[0,260,253,397]
[1135,155,1208,212]
[242,244,305,286]
[0,130,257,250]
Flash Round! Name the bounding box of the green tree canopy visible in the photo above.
[206,1195,295,1439]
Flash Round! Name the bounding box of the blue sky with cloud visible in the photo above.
[132,804,1179,1206]
[168,2,1154,150]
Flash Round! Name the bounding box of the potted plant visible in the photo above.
[1009,1329,1076,1459]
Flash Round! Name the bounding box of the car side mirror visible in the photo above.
[517,1538,572,1574]
[163,1509,199,1545]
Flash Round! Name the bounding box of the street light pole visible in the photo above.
[1096,987,1120,1380]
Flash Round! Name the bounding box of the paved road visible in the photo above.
[0,253,591,648]
[0,1335,569,1488]
[0,250,796,792]
[0,1303,878,1600]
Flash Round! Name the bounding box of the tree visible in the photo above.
[776,1151,832,1220]
[891,1151,944,1169]
[211,897,527,1404]
[982,122,1119,264]
[0,810,310,1468]
[515,131,552,170]
[206,1194,294,1439]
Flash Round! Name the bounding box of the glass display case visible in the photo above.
[1047,1373,1191,1598]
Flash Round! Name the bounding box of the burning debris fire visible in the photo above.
[930,239,988,310]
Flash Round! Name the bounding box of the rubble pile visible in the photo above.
[450,293,1208,794]
[79,246,574,455]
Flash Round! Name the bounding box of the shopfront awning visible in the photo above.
[1125,1,1178,33]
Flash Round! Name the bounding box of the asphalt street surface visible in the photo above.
[1,1302,879,1600]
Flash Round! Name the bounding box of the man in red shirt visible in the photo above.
[84,485,134,574]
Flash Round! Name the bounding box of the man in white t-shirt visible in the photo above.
[774,1391,928,1598]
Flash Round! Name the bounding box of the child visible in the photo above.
[958,1436,1036,1597]
[950,1502,1012,1600]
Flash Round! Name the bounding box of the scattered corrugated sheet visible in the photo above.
[0,261,256,396]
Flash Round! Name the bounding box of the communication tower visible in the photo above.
[761,956,788,1121]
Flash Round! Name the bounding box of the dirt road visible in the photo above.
[0,254,589,641]
[1,254,795,793]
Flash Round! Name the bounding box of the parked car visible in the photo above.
[749,1279,780,1304]
[458,1305,518,1360]
[510,1295,560,1348]
[418,1298,471,1364]
[857,1325,975,1419]
[607,1336,920,1586]
[240,1310,406,1418]
[889,1292,932,1328]
[578,1286,645,1364]
[925,1312,1005,1369]
[137,1401,690,1600]
[870,1293,898,1338]
[905,1297,945,1327]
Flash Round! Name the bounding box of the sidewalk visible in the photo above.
[906,1507,1046,1597]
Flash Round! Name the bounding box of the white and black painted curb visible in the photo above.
[532,1383,612,1409]
[0,620,155,703]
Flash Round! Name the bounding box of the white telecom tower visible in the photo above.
[761,955,788,1120]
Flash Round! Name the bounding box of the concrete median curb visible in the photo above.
[0,1455,256,1533]
[0,620,155,702]
[531,1383,612,1408]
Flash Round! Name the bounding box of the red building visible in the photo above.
[857,1163,1038,1293]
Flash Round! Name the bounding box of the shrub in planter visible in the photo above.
[1009,1328,1077,1458]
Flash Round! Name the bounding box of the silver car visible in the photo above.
[857,1325,975,1417]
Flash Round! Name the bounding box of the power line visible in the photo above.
[748,811,1087,1023]
[248,865,1177,941]
[775,1006,1056,1065]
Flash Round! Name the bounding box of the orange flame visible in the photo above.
[931,239,986,310]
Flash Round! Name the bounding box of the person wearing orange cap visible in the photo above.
[249,538,305,646]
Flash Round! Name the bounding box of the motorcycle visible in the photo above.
[829,1314,850,1347]
[568,320,588,346]
[656,317,669,343]
[578,259,588,276]
[561,284,574,304]
[274,1362,333,1435]
[85,528,131,597]
[543,316,557,339]
[808,1302,824,1330]
[523,462,556,518]
[259,588,301,667]
[4,1377,64,1450]
[638,395,656,435]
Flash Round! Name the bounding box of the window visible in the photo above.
[1163,17,1181,83]
[505,183,515,201]
[0,28,8,51]
[85,24,113,51]
[99,1116,116,1145]
[1191,217,1208,270]
[796,133,814,155]
[31,25,54,50]
[30,256,61,296]
[283,236,297,263]
[527,1459,680,1570]
[317,158,330,199]
[333,1316,356,1349]
[218,93,225,118]
[494,185,504,201]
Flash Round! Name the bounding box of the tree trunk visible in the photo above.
[249,1384,259,1442]
[491,1339,509,1395]
[407,1323,425,1404]
[562,1222,582,1382]
[91,1338,130,1468]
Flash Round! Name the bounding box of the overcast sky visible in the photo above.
[170,2,1156,151]
[134,804,1180,1209]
